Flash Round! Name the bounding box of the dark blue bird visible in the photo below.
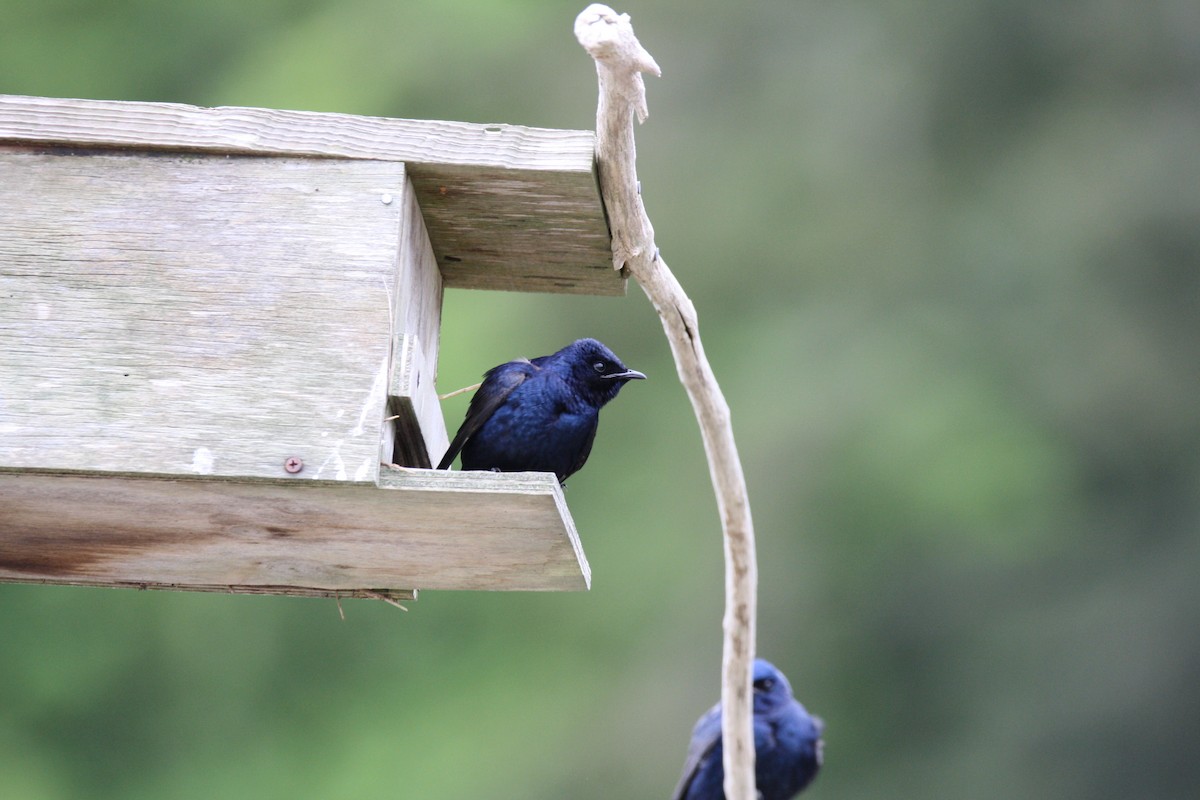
[672,659,824,800]
[436,338,645,484]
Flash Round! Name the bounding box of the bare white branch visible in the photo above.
[575,6,758,799]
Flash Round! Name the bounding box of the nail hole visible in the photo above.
[443,255,462,263]
[483,126,503,134]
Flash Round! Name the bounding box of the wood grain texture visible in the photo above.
[0,150,402,482]
[387,178,448,468]
[0,578,417,604]
[0,94,594,168]
[408,166,617,294]
[0,94,623,296]
[0,468,590,592]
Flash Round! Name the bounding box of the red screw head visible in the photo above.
[284,456,304,474]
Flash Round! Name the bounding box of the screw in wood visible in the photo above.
[284,456,304,474]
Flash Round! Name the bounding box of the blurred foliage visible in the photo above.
[2,0,1199,798]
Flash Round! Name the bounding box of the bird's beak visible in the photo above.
[605,369,646,381]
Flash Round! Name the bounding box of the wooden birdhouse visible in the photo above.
[0,94,622,600]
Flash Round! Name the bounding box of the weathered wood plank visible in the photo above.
[0,94,622,295]
[387,178,448,469]
[408,165,616,294]
[0,94,595,169]
[0,150,403,480]
[0,578,417,604]
[0,468,589,592]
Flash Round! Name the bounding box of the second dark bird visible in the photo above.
[436,338,645,484]
[672,659,824,800]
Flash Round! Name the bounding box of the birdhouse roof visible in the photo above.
[0,94,621,296]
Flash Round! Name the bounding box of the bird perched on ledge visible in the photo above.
[672,659,824,800]
[437,338,645,484]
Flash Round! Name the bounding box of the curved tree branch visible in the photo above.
[575,6,758,798]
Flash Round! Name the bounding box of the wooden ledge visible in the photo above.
[0,468,590,595]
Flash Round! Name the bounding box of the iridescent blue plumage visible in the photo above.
[437,338,645,483]
[672,660,824,800]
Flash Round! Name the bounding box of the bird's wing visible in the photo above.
[437,359,537,470]
[670,703,723,800]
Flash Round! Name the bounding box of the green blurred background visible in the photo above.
[3,0,1198,797]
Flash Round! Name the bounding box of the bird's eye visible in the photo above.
[753,677,775,692]
[592,361,607,373]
